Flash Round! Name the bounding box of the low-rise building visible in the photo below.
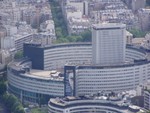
[40,20,56,39]
[68,17,90,34]
[64,1,91,34]
[126,31,133,44]
[144,89,150,110]
[48,91,147,113]
[14,33,34,51]
[0,50,13,64]
[132,38,145,46]
[138,8,150,31]
[141,80,150,110]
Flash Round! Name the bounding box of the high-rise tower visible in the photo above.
[92,23,126,66]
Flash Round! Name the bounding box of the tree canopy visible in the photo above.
[14,51,23,59]
[53,30,92,43]
[50,0,68,38]
[128,28,147,38]
[49,0,92,44]
[0,73,25,113]
[0,82,6,96]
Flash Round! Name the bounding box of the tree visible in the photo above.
[39,14,47,25]
[0,82,6,96]
[55,27,64,38]
[6,94,18,110]
[14,105,25,113]
[12,102,20,112]
[54,38,69,43]
[81,30,92,42]
[66,35,82,42]
[2,94,25,113]
[14,51,23,59]
[50,0,68,39]
[2,93,9,103]
[128,29,146,38]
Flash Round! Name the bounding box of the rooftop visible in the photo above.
[30,69,61,78]
[49,91,146,113]
[8,59,63,81]
[92,23,126,29]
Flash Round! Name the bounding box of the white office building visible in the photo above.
[92,23,126,66]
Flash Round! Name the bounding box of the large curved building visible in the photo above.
[7,23,150,103]
[7,42,150,102]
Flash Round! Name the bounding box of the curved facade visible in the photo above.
[45,45,147,70]
[44,43,92,70]
[24,43,147,70]
[126,45,146,61]
[7,59,64,103]
[23,43,92,70]
[48,96,146,113]
[74,62,150,96]
[7,43,150,103]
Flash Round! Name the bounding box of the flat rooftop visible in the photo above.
[8,59,64,81]
[92,23,126,29]
[30,69,61,78]
[27,69,63,81]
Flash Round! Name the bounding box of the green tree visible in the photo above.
[128,28,147,38]
[50,0,68,38]
[0,82,7,96]
[2,94,25,113]
[14,105,25,113]
[2,93,9,103]
[56,27,64,38]
[6,94,18,111]
[49,0,93,43]
[66,35,82,42]
[54,38,69,43]
[81,30,92,42]
[12,102,20,112]
[14,51,23,59]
